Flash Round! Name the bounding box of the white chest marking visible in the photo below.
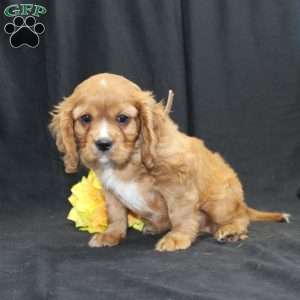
[96,168,150,213]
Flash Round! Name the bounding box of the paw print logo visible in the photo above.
[4,16,45,48]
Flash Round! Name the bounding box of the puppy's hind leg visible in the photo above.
[214,216,249,243]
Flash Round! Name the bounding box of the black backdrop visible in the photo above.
[1,1,300,299]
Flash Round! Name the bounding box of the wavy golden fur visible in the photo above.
[49,73,289,251]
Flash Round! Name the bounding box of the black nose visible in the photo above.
[95,139,112,152]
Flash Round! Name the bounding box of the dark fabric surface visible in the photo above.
[0,0,300,299]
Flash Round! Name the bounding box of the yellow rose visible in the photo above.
[67,171,144,233]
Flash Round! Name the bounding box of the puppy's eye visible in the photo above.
[80,114,92,124]
[116,114,129,124]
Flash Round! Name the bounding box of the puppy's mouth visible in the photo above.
[94,147,113,165]
[98,153,111,164]
[92,142,133,167]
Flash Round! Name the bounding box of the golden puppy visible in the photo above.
[49,73,289,251]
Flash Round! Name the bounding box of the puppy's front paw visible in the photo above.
[88,232,122,248]
[155,232,192,252]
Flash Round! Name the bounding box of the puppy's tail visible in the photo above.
[247,207,290,223]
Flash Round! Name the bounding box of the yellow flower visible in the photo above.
[67,171,144,233]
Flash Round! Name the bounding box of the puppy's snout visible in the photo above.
[95,138,113,152]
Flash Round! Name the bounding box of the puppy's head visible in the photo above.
[49,73,159,173]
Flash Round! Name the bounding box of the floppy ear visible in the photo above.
[49,97,79,173]
[136,91,158,169]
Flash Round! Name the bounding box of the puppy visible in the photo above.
[49,73,289,251]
